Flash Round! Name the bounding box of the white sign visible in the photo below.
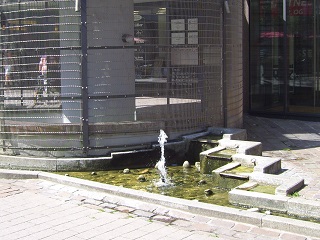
[171,47,198,66]
[188,32,198,45]
[171,32,185,45]
[188,18,198,31]
[171,19,185,31]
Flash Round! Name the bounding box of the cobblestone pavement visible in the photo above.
[0,115,320,240]
[244,115,320,201]
[0,178,318,240]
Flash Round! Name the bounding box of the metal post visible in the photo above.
[313,0,317,107]
[81,0,89,156]
[283,0,289,114]
[75,0,80,12]
[222,0,228,128]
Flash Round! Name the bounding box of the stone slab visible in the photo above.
[287,197,320,220]
[262,214,320,238]
[229,189,289,212]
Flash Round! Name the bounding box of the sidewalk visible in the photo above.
[0,115,319,240]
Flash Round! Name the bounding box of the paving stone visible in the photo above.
[280,232,308,240]
[114,205,135,213]
[171,219,192,228]
[167,209,194,220]
[132,209,155,218]
[151,215,175,224]
[214,227,238,237]
[190,215,211,223]
[249,226,281,238]
[231,223,252,232]
[188,222,216,232]
[232,231,257,240]
[207,218,235,229]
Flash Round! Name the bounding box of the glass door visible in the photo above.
[287,0,320,114]
[249,0,286,113]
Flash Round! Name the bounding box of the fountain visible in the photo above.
[155,129,170,185]
[53,128,312,222]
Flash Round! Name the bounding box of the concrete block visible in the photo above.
[287,197,320,220]
[229,189,289,212]
[276,178,304,196]
[212,162,241,174]
[249,172,285,185]
[0,155,58,171]
[218,139,262,156]
[208,127,247,140]
[262,214,320,238]
[0,169,40,179]
[233,154,281,174]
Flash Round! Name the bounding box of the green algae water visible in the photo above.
[226,165,254,174]
[249,184,276,195]
[58,166,246,207]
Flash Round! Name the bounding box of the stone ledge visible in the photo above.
[276,178,305,196]
[218,139,262,156]
[232,154,281,174]
[249,172,304,196]
[0,169,40,179]
[212,162,241,175]
[207,127,247,140]
[262,214,320,238]
[229,189,289,212]
[287,197,320,220]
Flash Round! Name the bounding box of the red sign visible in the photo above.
[289,0,313,16]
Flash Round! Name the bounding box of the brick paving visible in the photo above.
[0,115,320,239]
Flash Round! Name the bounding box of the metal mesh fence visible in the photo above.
[0,0,223,157]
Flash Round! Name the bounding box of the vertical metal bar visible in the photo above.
[75,0,80,12]
[222,0,228,128]
[0,13,4,150]
[313,0,317,108]
[283,0,289,114]
[81,0,89,156]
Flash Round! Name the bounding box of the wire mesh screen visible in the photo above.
[0,0,223,157]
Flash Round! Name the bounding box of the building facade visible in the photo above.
[249,0,320,118]
[0,0,243,158]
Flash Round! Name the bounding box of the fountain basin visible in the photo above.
[56,166,247,207]
[0,126,314,223]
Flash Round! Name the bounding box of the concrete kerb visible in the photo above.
[0,155,113,171]
[0,169,319,238]
[0,169,40,179]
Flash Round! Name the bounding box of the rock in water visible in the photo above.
[195,162,200,172]
[204,189,213,196]
[137,175,146,182]
[198,179,207,185]
[182,161,191,168]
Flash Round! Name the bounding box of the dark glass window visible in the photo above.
[250,0,320,117]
